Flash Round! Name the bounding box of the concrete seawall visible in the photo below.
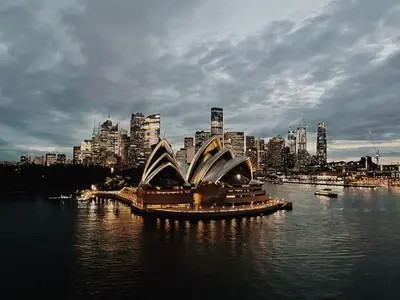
[100,191,293,220]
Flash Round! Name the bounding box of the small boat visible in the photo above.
[314,188,338,198]
[48,194,73,200]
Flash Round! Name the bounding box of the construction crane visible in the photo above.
[368,131,380,166]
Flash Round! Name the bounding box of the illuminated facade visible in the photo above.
[143,114,161,156]
[224,131,245,157]
[140,136,254,189]
[211,107,223,144]
[316,122,327,166]
[138,136,264,208]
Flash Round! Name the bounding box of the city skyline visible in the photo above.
[0,0,399,163]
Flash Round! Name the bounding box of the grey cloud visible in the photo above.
[0,0,399,160]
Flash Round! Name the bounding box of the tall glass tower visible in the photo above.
[316,122,327,166]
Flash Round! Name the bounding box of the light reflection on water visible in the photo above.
[2,184,400,299]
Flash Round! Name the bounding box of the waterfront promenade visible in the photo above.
[86,187,292,220]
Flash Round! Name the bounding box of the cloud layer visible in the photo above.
[0,0,399,161]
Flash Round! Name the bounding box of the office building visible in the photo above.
[266,136,284,170]
[211,107,223,144]
[224,132,245,157]
[143,114,161,157]
[56,154,66,164]
[316,122,327,166]
[195,130,211,152]
[129,112,146,167]
[45,153,57,166]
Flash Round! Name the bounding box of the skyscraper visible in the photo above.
[266,136,284,170]
[287,129,297,154]
[143,114,161,156]
[224,132,245,157]
[297,124,308,168]
[316,122,327,166]
[211,107,223,144]
[99,117,119,166]
[129,113,146,167]
[195,130,211,152]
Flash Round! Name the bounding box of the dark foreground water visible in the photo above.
[1,184,400,299]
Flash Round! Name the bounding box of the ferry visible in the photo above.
[314,188,338,198]
[48,194,73,200]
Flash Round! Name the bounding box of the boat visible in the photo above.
[314,188,338,198]
[48,194,73,200]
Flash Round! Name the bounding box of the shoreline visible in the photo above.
[267,180,377,188]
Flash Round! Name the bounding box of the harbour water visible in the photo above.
[1,183,400,299]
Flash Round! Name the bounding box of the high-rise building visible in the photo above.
[129,112,146,167]
[99,117,119,166]
[245,135,257,170]
[316,122,327,166]
[195,130,211,152]
[45,153,57,166]
[257,138,267,170]
[33,156,45,165]
[56,154,66,164]
[287,129,297,154]
[118,129,130,166]
[91,121,100,165]
[266,136,285,170]
[20,155,31,165]
[143,114,161,157]
[211,107,223,144]
[183,137,195,164]
[246,136,256,149]
[73,146,82,165]
[80,139,92,165]
[297,124,308,168]
[224,132,245,157]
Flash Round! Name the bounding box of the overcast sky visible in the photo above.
[0,0,399,162]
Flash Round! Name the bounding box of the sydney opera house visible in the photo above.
[136,136,270,209]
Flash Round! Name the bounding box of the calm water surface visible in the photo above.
[1,183,400,299]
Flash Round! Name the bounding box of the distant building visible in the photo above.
[195,130,211,152]
[143,114,161,158]
[245,147,258,171]
[176,148,187,163]
[224,132,245,157]
[266,136,284,170]
[316,122,327,166]
[287,129,297,154]
[118,130,130,166]
[45,153,57,166]
[20,155,31,165]
[246,136,256,149]
[183,137,195,164]
[129,112,146,167]
[33,156,45,165]
[297,124,308,168]
[73,146,82,165]
[257,138,267,170]
[80,139,92,165]
[99,117,119,166]
[56,154,66,164]
[211,107,223,144]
